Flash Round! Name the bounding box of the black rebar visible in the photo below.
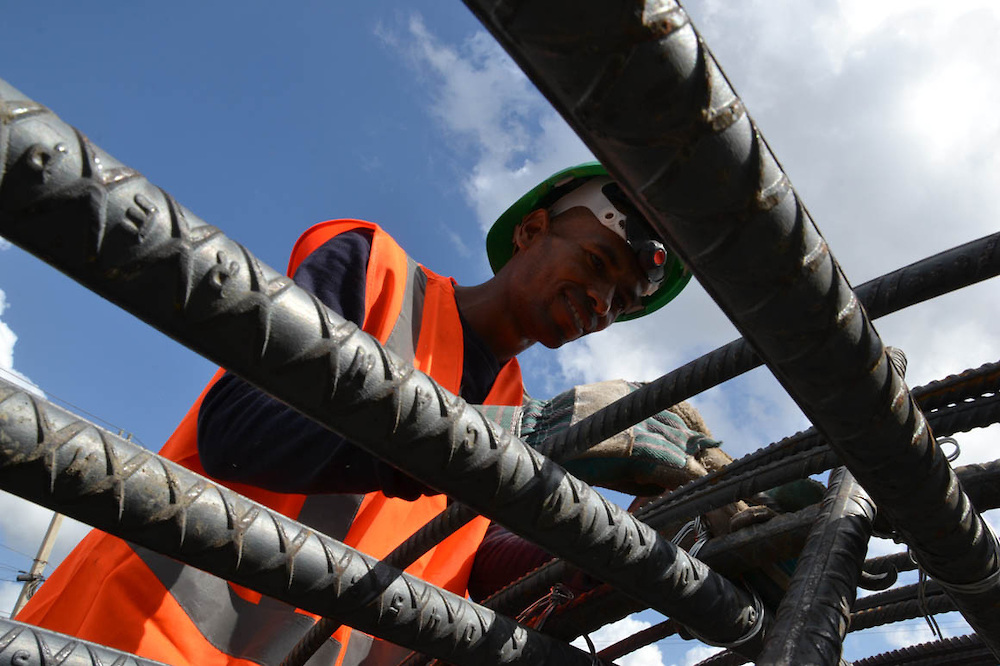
[535,231,1000,466]
[851,634,991,666]
[482,381,1000,626]
[757,468,875,665]
[0,379,608,666]
[282,503,479,666]
[459,5,1000,653]
[0,618,172,666]
[519,454,1000,650]
[849,582,954,633]
[0,79,766,653]
[595,619,679,661]
[639,362,1000,534]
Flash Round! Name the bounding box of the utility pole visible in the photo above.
[12,512,63,617]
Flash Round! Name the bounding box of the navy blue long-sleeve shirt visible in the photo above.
[196,229,552,599]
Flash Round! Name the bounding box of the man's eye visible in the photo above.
[588,252,605,271]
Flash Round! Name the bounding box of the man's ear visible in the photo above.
[512,208,551,253]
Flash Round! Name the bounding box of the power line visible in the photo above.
[0,543,34,561]
[0,367,145,447]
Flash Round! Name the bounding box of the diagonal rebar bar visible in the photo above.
[460,0,1000,655]
[482,362,1000,630]
[0,77,766,653]
[0,378,607,666]
[0,618,172,666]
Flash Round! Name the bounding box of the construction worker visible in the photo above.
[18,163,705,665]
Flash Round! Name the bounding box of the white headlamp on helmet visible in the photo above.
[548,177,668,295]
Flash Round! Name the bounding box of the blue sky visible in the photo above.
[2,1,1000,664]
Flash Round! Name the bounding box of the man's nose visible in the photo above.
[587,283,615,318]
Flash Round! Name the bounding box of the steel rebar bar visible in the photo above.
[459,3,1000,652]
[0,618,172,666]
[522,449,1000,648]
[483,381,1000,627]
[757,468,875,665]
[0,78,766,653]
[0,379,606,666]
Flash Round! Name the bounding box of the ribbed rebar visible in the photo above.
[849,582,954,633]
[0,79,765,653]
[640,362,1000,531]
[640,391,1000,533]
[758,468,875,665]
[460,5,1000,652]
[517,455,1000,648]
[0,618,171,666]
[539,229,1000,465]
[595,619,679,661]
[283,502,479,666]
[851,634,992,666]
[0,379,612,665]
[482,385,1000,626]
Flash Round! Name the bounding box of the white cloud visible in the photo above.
[385,14,592,234]
[572,615,666,666]
[0,491,90,576]
[0,288,41,396]
[676,645,724,666]
[399,7,999,656]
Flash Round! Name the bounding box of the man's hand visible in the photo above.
[477,380,723,495]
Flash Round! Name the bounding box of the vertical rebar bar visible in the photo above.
[757,467,875,665]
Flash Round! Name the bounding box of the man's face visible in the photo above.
[509,207,651,349]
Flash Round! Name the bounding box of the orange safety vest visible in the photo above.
[18,220,524,666]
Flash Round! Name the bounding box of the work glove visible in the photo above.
[477,379,723,496]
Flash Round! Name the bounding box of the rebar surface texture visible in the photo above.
[641,389,1000,533]
[282,503,478,666]
[460,0,1000,651]
[0,618,172,666]
[483,380,1000,630]
[0,379,608,666]
[758,468,875,665]
[536,230,1000,467]
[640,358,1000,529]
[851,634,991,666]
[0,79,765,652]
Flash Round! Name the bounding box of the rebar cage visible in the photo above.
[1,1,999,664]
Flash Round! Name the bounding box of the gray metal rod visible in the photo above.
[0,78,765,651]
[758,468,875,665]
[0,379,604,666]
[539,230,1000,465]
[545,456,1000,656]
[640,358,1000,531]
[460,0,1000,653]
[483,370,1000,627]
[642,389,1000,533]
[0,617,171,666]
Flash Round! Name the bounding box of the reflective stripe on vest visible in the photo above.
[18,221,523,666]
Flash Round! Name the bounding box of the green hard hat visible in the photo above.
[485,162,691,321]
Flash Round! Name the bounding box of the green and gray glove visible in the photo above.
[478,379,723,496]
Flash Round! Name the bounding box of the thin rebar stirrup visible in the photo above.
[0,79,767,654]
